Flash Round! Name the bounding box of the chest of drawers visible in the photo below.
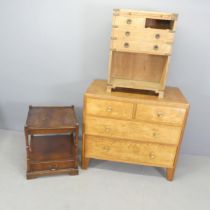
[82,80,189,181]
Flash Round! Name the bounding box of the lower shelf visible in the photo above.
[30,134,75,162]
[28,134,77,176]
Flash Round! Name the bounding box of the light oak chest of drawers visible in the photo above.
[82,80,189,181]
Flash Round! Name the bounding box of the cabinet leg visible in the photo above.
[26,173,37,180]
[82,157,90,169]
[107,85,112,93]
[69,168,79,176]
[166,168,175,181]
[158,91,164,98]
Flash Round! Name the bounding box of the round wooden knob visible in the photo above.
[103,146,110,152]
[49,164,57,171]
[157,112,164,117]
[126,19,132,24]
[105,128,110,132]
[125,31,130,36]
[149,153,156,159]
[153,45,159,50]
[153,132,157,137]
[107,107,112,112]
[124,42,129,48]
[155,34,160,39]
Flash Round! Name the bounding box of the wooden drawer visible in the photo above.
[111,40,172,55]
[30,160,75,172]
[112,28,174,43]
[85,135,176,168]
[113,16,145,28]
[86,97,133,119]
[136,104,186,125]
[85,116,182,145]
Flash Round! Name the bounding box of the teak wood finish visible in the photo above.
[82,80,189,181]
[25,106,79,179]
[107,9,178,98]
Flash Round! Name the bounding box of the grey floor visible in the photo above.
[0,129,210,210]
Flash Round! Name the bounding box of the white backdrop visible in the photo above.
[0,0,210,156]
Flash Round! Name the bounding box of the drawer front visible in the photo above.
[30,161,75,172]
[85,116,182,145]
[112,28,174,43]
[85,135,176,168]
[113,16,145,28]
[136,104,186,125]
[111,40,172,55]
[86,97,133,119]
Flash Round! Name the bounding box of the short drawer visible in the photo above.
[85,97,133,119]
[85,135,176,168]
[85,116,182,145]
[111,40,172,55]
[30,160,75,172]
[136,104,186,125]
[112,28,174,43]
[113,16,145,28]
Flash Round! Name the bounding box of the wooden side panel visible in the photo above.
[135,104,186,125]
[86,97,133,119]
[85,135,176,168]
[85,116,182,145]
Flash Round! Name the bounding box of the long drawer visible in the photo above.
[30,160,75,172]
[111,40,172,55]
[85,116,182,145]
[112,28,174,43]
[86,97,133,120]
[85,135,176,168]
[135,104,186,125]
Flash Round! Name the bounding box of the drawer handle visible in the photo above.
[153,45,159,50]
[157,112,164,117]
[155,34,160,39]
[106,107,112,112]
[124,42,129,48]
[152,132,157,137]
[125,31,130,36]
[49,164,58,171]
[149,152,156,159]
[105,128,111,132]
[126,19,132,24]
[103,146,110,152]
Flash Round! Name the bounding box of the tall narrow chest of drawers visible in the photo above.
[82,80,189,181]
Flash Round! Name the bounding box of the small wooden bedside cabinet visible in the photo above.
[24,106,79,179]
[82,80,189,181]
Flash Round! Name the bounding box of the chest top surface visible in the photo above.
[85,80,189,107]
[26,106,78,129]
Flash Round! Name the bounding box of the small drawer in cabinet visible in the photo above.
[30,160,75,172]
[111,40,172,55]
[113,16,145,28]
[135,104,186,125]
[112,28,174,43]
[85,97,133,119]
[85,135,176,168]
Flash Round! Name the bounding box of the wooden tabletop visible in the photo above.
[85,80,189,107]
[26,106,78,129]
